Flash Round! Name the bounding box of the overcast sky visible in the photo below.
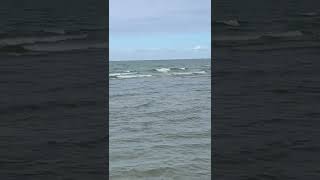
[110,0,211,61]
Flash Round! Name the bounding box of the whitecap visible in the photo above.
[155,68,171,73]
[116,74,152,79]
[193,71,206,74]
[171,71,206,76]
[109,72,136,77]
[216,19,240,27]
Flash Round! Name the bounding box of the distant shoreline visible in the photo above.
[110,57,211,62]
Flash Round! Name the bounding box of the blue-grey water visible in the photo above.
[110,59,211,179]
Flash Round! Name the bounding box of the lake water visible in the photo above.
[110,59,211,180]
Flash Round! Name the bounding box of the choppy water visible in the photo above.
[110,59,211,180]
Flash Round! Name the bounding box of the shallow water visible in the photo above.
[109,59,211,180]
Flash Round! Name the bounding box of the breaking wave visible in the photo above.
[0,34,88,46]
[154,67,187,73]
[111,74,153,79]
[171,71,206,76]
[110,72,152,79]
[0,29,107,55]
[214,31,304,42]
[214,19,241,27]
[110,67,208,80]
[155,68,171,73]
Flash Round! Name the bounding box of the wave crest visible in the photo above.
[0,34,88,46]
[110,72,152,79]
[215,19,241,27]
[155,68,171,73]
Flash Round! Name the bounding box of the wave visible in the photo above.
[262,31,304,38]
[298,12,319,17]
[0,34,88,46]
[0,30,108,55]
[171,67,187,71]
[154,67,187,73]
[215,19,241,27]
[109,72,136,77]
[155,67,171,73]
[110,67,207,80]
[214,31,304,42]
[110,72,152,79]
[116,74,152,79]
[213,31,309,49]
[171,72,194,75]
[24,42,107,52]
[171,71,206,76]
[193,71,206,74]
[214,34,261,42]
[232,41,320,51]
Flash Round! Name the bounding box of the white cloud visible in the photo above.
[192,45,202,50]
[192,45,208,51]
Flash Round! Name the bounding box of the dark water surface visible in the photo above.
[214,0,320,179]
[0,0,107,56]
[0,1,108,179]
[214,0,320,51]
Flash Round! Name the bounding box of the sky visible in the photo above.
[110,0,211,61]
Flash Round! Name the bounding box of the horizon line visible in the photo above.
[109,57,211,62]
